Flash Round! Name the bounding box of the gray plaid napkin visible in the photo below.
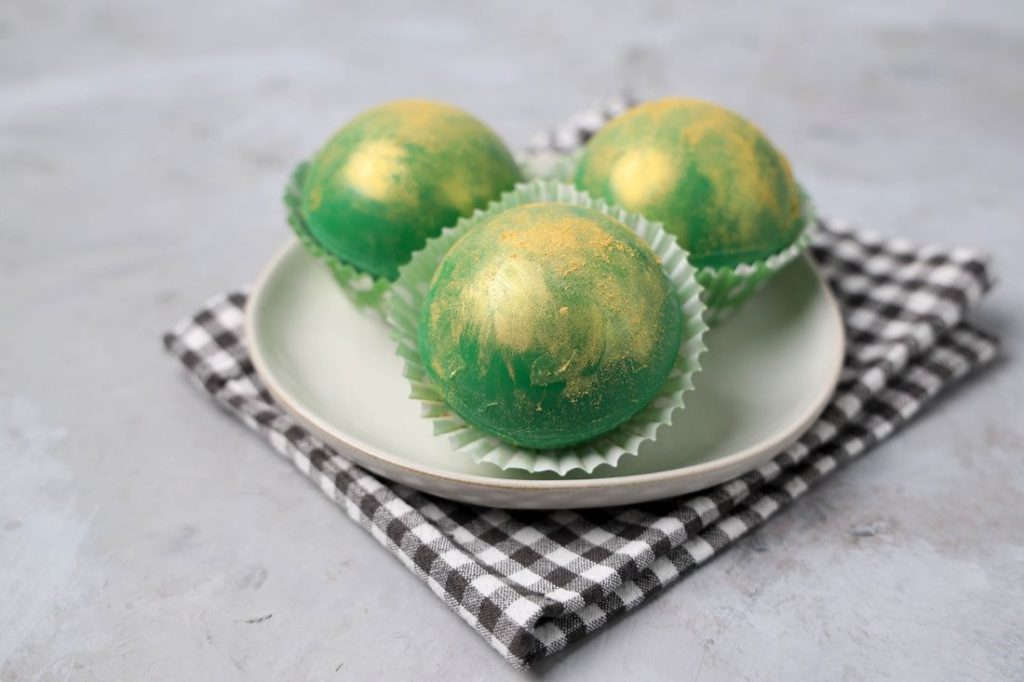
[163,99,998,670]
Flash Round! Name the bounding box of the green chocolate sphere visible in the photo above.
[419,203,683,450]
[300,100,522,280]
[574,98,804,269]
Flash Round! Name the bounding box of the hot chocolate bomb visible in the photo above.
[575,98,805,269]
[419,202,684,449]
[299,100,522,280]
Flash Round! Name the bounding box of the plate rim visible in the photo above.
[245,239,845,495]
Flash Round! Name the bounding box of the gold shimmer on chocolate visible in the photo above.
[299,100,522,280]
[575,98,804,269]
[419,202,684,449]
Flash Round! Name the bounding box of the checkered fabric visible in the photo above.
[163,98,999,670]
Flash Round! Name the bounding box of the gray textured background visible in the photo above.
[2,1,1022,679]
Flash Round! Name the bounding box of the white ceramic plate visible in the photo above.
[246,240,844,509]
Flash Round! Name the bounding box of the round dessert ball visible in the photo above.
[300,100,522,280]
[419,202,684,450]
[574,98,804,269]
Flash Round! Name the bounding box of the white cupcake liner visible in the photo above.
[385,180,708,476]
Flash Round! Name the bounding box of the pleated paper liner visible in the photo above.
[284,162,391,309]
[698,194,816,325]
[385,180,708,476]
[537,150,816,326]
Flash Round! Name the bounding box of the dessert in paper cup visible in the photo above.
[284,162,391,307]
[692,193,814,325]
[284,100,522,308]
[570,97,815,325]
[386,180,707,476]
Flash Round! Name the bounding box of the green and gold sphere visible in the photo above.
[299,100,522,280]
[574,98,804,269]
[419,202,683,450]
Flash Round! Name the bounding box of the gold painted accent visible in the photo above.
[672,103,792,241]
[439,175,477,215]
[609,148,677,211]
[307,186,322,212]
[631,96,713,120]
[341,140,409,202]
[383,100,482,145]
[428,204,671,399]
[475,257,555,354]
[582,98,802,253]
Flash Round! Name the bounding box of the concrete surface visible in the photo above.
[2,0,1022,679]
